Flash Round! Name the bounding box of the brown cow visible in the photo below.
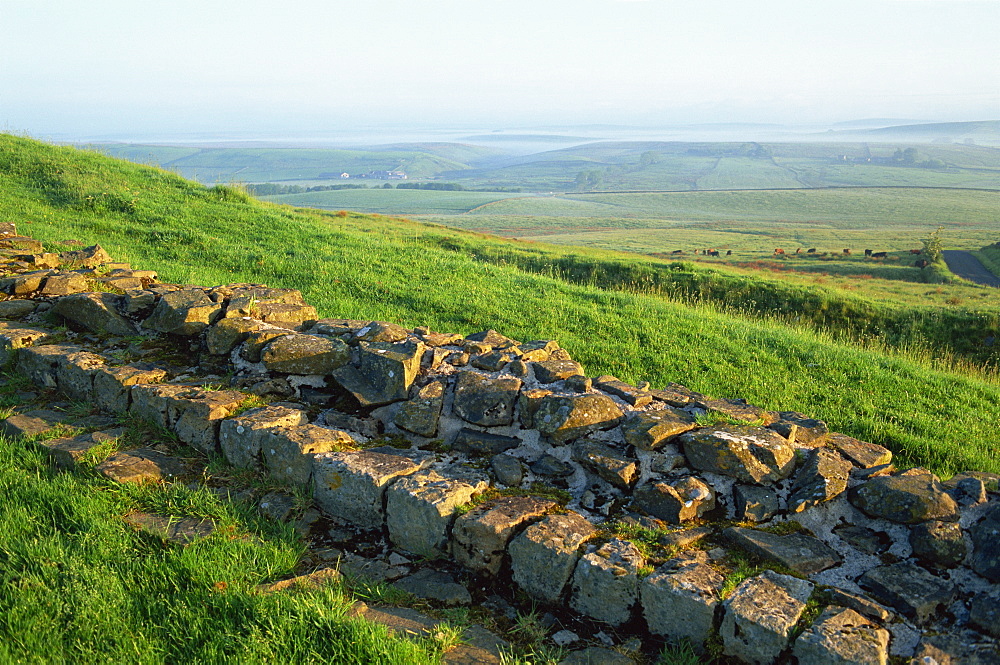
[708,249,720,257]
[909,249,922,255]
[843,249,851,255]
[774,248,785,255]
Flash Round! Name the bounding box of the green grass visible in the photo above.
[3,132,1000,481]
[0,433,441,664]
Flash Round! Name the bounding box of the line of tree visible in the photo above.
[246,183,370,196]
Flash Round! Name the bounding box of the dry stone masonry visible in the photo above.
[1,226,998,664]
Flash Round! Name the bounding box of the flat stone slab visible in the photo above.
[219,405,309,470]
[858,561,955,624]
[96,448,188,483]
[260,333,350,374]
[452,371,522,427]
[969,503,1000,582]
[257,567,342,594]
[594,375,653,407]
[1,409,72,439]
[355,605,507,665]
[559,647,633,665]
[621,408,696,451]
[534,393,624,444]
[392,568,472,606]
[634,476,716,524]
[93,362,168,415]
[724,526,842,575]
[259,424,355,486]
[123,512,215,544]
[41,428,124,467]
[788,447,852,512]
[571,439,639,489]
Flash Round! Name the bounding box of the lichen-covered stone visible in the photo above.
[55,350,107,401]
[621,409,696,451]
[40,273,89,296]
[733,484,780,522]
[0,324,50,365]
[452,428,522,456]
[720,570,814,665]
[695,397,775,425]
[260,424,355,486]
[724,526,842,575]
[571,439,638,490]
[312,450,426,528]
[969,503,1000,582]
[205,317,264,355]
[451,496,556,575]
[909,520,967,568]
[517,388,551,428]
[385,468,488,558]
[0,299,36,319]
[261,334,351,375]
[51,292,137,336]
[534,393,624,444]
[219,405,309,469]
[792,607,890,665]
[41,429,124,468]
[788,447,852,512]
[827,433,892,468]
[452,371,522,427]
[509,513,597,604]
[142,288,222,336]
[532,359,583,383]
[641,552,723,649]
[680,425,796,484]
[96,448,187,484]
[394,380,445,437]
[130,384,247,454]
[767,411,830,446]
[848,471,959,524]
[634,476,715,524]
[594,375,653,407]
[859,561,955,624]
[570,539,643,626]
[93,362,168,415]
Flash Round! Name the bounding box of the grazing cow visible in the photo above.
[843,249,851,255]
[708,249,720,257]
[807,248,817,254]
[726,249,732,256]
[915,259,930,268]
[872,251,888,259]
[774,248,785,255]
[671,250,684,255]
[864,249,873,257]
[909,249,922,255]
[795,248,802,254]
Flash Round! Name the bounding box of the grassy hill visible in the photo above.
[2,132,998,476]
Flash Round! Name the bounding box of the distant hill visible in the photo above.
[822,120,1000,144]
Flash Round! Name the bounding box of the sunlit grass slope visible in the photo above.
[1,133,998,476]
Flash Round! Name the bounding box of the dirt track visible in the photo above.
[942,250,1000,287]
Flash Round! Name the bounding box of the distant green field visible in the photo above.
[267,189,534,215]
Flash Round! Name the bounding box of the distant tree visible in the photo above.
[383,183,394,189]
[903,147,919,164]
[639,151,659,168]
[921,226,945,263]
[575,169,603,190]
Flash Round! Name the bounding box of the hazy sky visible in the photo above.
[1,0,998,138]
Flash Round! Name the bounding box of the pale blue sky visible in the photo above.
[1,0,997,137]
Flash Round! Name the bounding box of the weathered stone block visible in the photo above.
[634,476,715,524]
[733,484,780,522]
[572,439,638,490]
[93,362,168,415]
[680,425,796,484]
[570,539,644,626]
[594,375,653,407]
[16,344,80,390]
[859,562,955,624]
[788,447,852,512]
[724,526,842,575]
[260,333,350,375]
[848,471,959,524]
[0,409,71,439]
[385,468,488,558]
[130,384,246,454]
[55,350,107,402]
[312,450,426,528]
[532,359,583,383]
[720,570,814,665]
[969,503,1000,582]
[451,428,522,456]
[96,448,188,484]
[0,300,37,320]
[909,520,967,568]
[142,289,222,336]
[40,273,89,296]
[451,496,557,575]
[260,424,355,486]
[767,411,829,446]
[621,409,696,451]
[509,513,597,604]
[792,607,890,665]
[534,393,624,444]
[641,552,724,649]
[219,406,309,469]
[41,429,124,467]
[394,380,445,437]
[452,370,522,427]
[517,388,551,428]
[0,325,51,366]
[205,317,264,355]
[50,292,137,336]
[827,433,892,468]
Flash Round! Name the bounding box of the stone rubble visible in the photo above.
[0,227,997,664]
